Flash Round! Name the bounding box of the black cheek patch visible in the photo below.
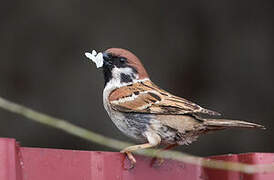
[120,73,133,83]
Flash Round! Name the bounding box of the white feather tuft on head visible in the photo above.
[85,50,104,68]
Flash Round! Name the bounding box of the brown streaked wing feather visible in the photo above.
[109,80,220,116]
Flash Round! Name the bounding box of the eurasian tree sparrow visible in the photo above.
[85,48,264,167]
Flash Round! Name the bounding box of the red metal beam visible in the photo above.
[0,138,22,180]
[0,138,273,180]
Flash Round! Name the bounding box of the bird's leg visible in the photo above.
[151,144,178,167]
[121,131,161,169]
[121,143,157,169]
[121,143,157,153]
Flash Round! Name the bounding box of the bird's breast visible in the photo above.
[103,89,151,141]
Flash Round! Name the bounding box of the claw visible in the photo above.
[151,157,165,167]
[121,151,136,170]
[120,142,159,169]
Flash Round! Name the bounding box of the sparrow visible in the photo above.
[85,48,264,167]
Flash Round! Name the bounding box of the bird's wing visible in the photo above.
[109,80,220,116]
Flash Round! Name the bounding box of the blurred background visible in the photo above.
[0,0,273,156]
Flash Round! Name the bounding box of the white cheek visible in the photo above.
[111,67,134,79]
[111,67,121,79]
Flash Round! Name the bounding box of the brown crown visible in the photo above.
[105,48,149,79]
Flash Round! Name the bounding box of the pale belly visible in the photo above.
[107,110,151,142]
[106,108,201,145]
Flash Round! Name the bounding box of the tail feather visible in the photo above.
[203,119,265,130]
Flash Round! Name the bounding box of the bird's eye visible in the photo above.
[119,57,127,63]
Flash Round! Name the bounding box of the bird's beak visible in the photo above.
[103,52,110,60]
[103,52,112,66]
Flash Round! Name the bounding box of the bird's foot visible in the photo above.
[150,157,165,167]
[121,151,136,170]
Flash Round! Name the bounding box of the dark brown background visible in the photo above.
[0,0,273,156]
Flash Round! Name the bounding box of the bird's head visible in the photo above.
[85,48,149,87]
